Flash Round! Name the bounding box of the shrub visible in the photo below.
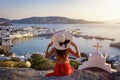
[30,53,43,68]
[106,59,116,69]
[11,57,20,62]
[81,52,88,58]
[4,52,13,57]
[0,61,15,67]
[0,49,4,55]
[30,53,55,70]
[36,59,55,70]
[14,62,27,68]
[70,60,81,69]
[0,61,28,68]
[80,52,88,62]
[0,49,13,56]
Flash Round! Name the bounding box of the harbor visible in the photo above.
[9,24,120,56]
[0,23,120,56]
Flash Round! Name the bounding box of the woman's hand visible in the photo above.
[70,41,76,47]
[48,42,53,47]
[45,42,55,58]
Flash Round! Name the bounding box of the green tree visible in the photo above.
[0,49,4,55]
[70,60,81,69]
[29,53,55,70]
[0,49,13,56]
[81,52,88,58]
[81,52,88,62]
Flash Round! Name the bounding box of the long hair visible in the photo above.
[56,49,67,57]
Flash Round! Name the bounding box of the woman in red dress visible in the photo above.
[45,31,81,76]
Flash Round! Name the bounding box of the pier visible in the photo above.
[73,34,115,41]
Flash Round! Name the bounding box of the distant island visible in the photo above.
[0,16,104,24]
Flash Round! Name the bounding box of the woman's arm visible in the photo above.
[45,42,55,58]
[68,41,81,58]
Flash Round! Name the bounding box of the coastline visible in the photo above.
[5,24,119,56]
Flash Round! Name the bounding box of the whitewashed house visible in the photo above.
[0,31,12,53]
[1,35,12,53]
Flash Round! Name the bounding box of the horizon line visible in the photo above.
[1,16,120,23]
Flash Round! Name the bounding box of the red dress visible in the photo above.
[45,57,74,76]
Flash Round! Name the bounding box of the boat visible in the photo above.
[110,42,120,48]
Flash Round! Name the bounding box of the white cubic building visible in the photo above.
[78,43,117,73]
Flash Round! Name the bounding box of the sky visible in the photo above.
[0,0,120,21]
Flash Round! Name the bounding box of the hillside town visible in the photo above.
[0,22,54,59]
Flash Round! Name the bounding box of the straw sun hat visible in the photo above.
[52,31,72,50]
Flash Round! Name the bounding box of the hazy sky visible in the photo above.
[0,0,120,21]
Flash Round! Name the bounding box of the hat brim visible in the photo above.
[52,31,72,50]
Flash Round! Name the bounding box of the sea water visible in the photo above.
[11,24,120,56]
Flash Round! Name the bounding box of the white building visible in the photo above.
[78,43,117,73]
[0,30,12,53]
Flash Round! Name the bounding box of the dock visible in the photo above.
[73,34,115,41]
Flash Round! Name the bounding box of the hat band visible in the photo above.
[59,40,70,48]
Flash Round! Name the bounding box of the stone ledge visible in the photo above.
[0,67,119,80]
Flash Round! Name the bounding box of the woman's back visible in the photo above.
[55,49,69,64]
